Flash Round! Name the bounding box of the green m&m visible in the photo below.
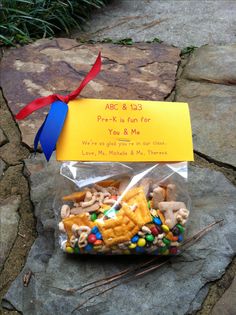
[90,213,97,221]
[163,237,171,246]
[176,224,185,234]
[146,234,155,242]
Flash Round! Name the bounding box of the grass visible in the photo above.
[0,0,108,46]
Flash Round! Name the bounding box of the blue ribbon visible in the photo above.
[34,100,68,161]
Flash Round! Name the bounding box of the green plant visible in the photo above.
[146,37,163,44]
[100,37,113,43]
[79,37,165,46]
[97,38,134,45]
[0,0,108,46]
[114,38,133,45]
[181,45,197,56]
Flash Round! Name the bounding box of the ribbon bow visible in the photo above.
[16,52,101,161]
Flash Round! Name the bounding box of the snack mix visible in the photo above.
[59,178,189,255]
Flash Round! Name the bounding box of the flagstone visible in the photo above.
[71,0,236,47]
[3,154,236,314]
[0,38,180,147]
[0,196,21,270]
[176,44,236,167]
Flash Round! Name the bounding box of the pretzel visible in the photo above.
[97,180,120,188]
[158,201,186,228]
[166,184,177,201]
[152,187,165,209]
[78,232,88,248]
[62,191,86,202]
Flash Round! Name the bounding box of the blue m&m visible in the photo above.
[131,235,139,243]
[153,217,162,225]
[95,232,102,240]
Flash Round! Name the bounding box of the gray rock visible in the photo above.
[0,128,7,146]
[211,277,236,315]
[72,0,236,48]
[182,44,236,83]
[3,154,236,315]
[176,45,236,168]
[0,196,21,269]
[0,159,7,178]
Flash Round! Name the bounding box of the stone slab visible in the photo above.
[3,154,236,314]
[72,0,236,48]
[0,159,7,178]
[211,277,236,315]
[0,38,180,147]
[181,44,236,83]
[0,196,21,270]
[176,45,236,168]
[0,128,7,146]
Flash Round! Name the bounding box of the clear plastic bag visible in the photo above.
[58,162,190,255]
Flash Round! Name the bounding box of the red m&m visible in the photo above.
[88,234,96,244]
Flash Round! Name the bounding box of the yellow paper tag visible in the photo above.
[56,99,194,162]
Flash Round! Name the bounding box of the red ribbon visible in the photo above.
[15,52,102,120]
